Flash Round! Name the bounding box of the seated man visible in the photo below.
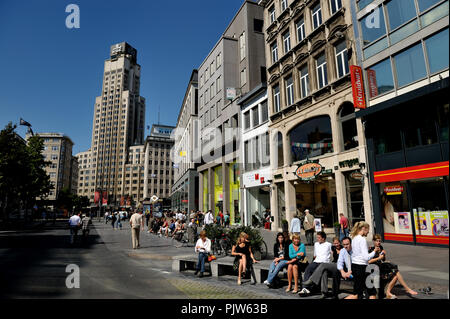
[302,231,332,282]
[299,237,343,299]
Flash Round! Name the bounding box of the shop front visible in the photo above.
[242,168,271,228]
[361,81,449,246]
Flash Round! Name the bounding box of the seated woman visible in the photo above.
[194,230,211,278]
[231,232,258,285]
[264,232,289,287]
[369,234,418,299]
[159,219,169,236]
[285,234,306,294]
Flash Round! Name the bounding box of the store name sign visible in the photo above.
[350,171,364,181]
[350,65,367,109]
[384,185,404,195]
[295,162,323,181]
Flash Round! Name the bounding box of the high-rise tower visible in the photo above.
[80,42,146,206]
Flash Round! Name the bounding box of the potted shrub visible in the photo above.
[333,222,341,237]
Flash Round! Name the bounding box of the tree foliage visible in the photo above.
[0,122,53,221]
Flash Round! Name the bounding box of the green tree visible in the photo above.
[0,123,53,221]
[72,195,90,211]
[55,187,74,211]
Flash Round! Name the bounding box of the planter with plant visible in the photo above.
[281,219,289,232]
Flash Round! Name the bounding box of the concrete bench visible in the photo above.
[172,255,273,283]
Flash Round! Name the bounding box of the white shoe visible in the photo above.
[263,280,270,286]
[299,288,310,295]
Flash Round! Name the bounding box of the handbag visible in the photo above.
[208,255,216,262]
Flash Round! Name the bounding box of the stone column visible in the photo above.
[284,179,296,228]
[334,170,348,219]
[270,183,279,231]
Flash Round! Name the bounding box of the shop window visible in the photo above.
[410,177,449,238]
[425,28,449,74]
[346,171,365,225]
[339,102,359,151]
[366,58,395,98]
[290,116,333,162]
[393,43,427,88]
[380,181,410,235]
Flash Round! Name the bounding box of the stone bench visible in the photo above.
[172,255,273,283]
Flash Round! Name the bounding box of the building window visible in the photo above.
[285,75,294,106]
[216,53,222,68]
[261,101,269,123]
[216,76,221,92]
[273,84,281,113]
[330,0,342,15]
[283,29,291,53]
[360,5,386,46]
[386,0,417,31]
[335,41,349,78]
[240,68,247,87]
[339,102,359,150]
[366,58,395,98]
[300,65,309,98]
[271,41,279,63]
[269,6,276,24]
[244,111,250,130]
[240,32,246,60]
[281,0,288,11]
[296,17,305,43]
[277,132,284,167]
[312,3,323,30]
[316,53,328,89]
[252,106,259,127]
[393,43,427,88]
[425,28,449,74]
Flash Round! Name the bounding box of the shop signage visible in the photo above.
[384,185,404,195]
[367,69,378,98]
[226,87,236,101]
[350,171,364,181]
[182,200,189,203]
[260,177,265,183]
[339,158,359,168]
[295,162,323,181]
[350,65,367,109]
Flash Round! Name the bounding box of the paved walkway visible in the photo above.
[95,221,448,299]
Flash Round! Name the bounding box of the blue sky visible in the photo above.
[0,0,247,154]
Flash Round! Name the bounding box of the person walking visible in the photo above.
[289,214,301,236]
[68,212,82,245]
[203,210,214,226]
[104,211,109,224]
[194,230,211,278]
[303,209,315,245]
[81,213,92,244]
[339,213,349,241]
[130,211,144,249]
[115,212,122,230]
[224,211,230,228]
[111,212,117,230]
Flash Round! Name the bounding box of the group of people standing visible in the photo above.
[265,221,417,299]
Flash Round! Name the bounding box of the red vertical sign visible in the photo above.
[94,191,100,205]
[102,191,108,206]
[350,65,367,109]
[367,69,378,98]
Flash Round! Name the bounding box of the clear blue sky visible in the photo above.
[0,0,247,154]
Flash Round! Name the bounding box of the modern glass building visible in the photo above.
[352,0,449,246]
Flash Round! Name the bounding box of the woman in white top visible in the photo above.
[345,221,380,299]
[194,230,211,277]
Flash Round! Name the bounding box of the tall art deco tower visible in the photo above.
[78,42,146,206]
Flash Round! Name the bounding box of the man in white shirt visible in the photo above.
[68,212,82,245]
[203,210,214,226]
[303,231,332,281]
[194,230,211,277]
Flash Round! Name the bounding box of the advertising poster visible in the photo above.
[314,218,322,232]
[394,212,412,234]
[430,211,449,237]
[413,210,433,236]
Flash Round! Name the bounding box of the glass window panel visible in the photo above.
[390,19,420,45]
[404,109,438,148]
[437,103,449,142]
[418,0,442,12]
[394,43,427,88]
[261,101,269,123]
[420,1,449,27]
[277,132,284,167]
[358,0,374,10]
[363,36,389,59]
[342,119,359,150]
[252,107,259,127]
[425,28,449,74]
[360,7,387,46]
[386,0,417,31]
[330,0,343,14]
[244,111,250,130]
